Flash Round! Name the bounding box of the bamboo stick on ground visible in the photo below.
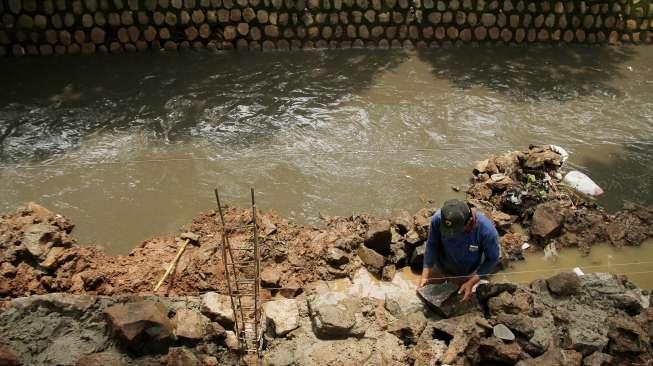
[153,238,190,292]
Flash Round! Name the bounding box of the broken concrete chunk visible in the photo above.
[357,246,384,273]
[40,246,64,269]
[224,331,239,351]
[325,247,349,266]
[173,309,205,341]
[384,291,426,318]
[260,267,281,288]
[263,299,299,337]
[364,219,392,255]
[103,301,174,350]
[22,223,58,260]
[201,292,235,329]
[308,292,366,339]
[386,312,427,345]
[392,209,413,234]
[479,337,522,363]
[495,313,534,338]
[546,272,580,297]
[530,203,563,239]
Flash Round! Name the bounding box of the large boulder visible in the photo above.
[307,292,366,339]
[364,220,392,255]
[103,301,174,350]
[173,309,205,341]
[201,292,234,329]
[262,299,299,337]
[530,203,563,239]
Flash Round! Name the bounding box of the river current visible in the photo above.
[0,46,651,285]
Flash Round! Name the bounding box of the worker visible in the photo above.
[418,199,500,303]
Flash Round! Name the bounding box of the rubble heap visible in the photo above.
[465,145,653,259]
[262,271,652,365]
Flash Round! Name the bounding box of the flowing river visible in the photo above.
[0,46,652,286]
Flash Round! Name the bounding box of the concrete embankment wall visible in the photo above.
[0,0,651,56]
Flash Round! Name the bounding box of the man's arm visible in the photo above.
[459,217,500,302]
[420,214,440,287]
[477,225,500,277]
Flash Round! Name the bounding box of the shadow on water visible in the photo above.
[416,45,636,102]
[0,49,410,164]
[575,140,653,212]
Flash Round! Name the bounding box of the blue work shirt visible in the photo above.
[423,210,500,277]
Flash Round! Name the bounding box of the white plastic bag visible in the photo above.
[563,171,604,196]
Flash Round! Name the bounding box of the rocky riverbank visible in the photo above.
[0,145,652,364]
[0,271,651,365]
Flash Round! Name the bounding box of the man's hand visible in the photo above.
[458,274,480,303]
[418,267,433,289]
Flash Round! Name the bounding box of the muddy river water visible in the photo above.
[1,46,652,286]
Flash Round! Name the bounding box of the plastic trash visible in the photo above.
[544,242,559,263]
[573,267,585,276]
[548,145,569,165]
[521,243,531,250]
[563,171,605,197]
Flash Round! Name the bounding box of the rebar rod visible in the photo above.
[251,187,260,360]
[214,188,241,349]
[215,188,248,351]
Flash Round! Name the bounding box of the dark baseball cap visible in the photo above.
[439,199,472,238]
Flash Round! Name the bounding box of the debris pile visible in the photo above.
[466,145,653,259]
[261,272,652,365]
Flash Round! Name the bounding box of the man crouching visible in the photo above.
[419,199,500,303]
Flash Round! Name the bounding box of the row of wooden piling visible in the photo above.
[1,0,651,56]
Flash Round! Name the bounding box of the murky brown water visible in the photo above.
[1,46,652,286]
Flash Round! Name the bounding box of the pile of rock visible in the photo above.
[353,208,436,278]
[0,291,242,365]
[261,271,652,365]
[466,145,653,259]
